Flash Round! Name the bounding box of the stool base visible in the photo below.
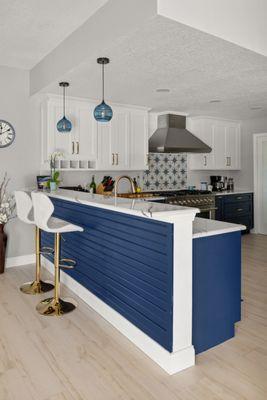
[20,280,54,295]
[36,297,76,316]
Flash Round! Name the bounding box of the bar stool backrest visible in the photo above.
[31,192,54,231]
[14,191,34,225]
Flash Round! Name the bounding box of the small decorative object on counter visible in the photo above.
[227,178,234,192]
[200,182,208,191]
[96,176,115,195]
[89,175,97,194]
[0,173,15,273]
[46,152,63,191]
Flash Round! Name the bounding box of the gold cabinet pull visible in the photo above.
[237,196,243,200]
[76,142,79,154]
[112,153,115,165]
[72,141,75,154]
[116,153,119,165]
[237,208,243,212]
[204,155,207,166]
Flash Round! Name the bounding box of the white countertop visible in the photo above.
[193,217,246,238]
[214,189,253,196]
[47,189,199,222]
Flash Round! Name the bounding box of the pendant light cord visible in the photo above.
[63,85,66,117]
[102,63,105,102]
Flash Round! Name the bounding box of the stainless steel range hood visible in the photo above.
[149,114,212,153]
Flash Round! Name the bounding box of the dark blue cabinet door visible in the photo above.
[192,231,241,354]
[215,193,254,232]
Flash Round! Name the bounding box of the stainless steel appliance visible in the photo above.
[149,114,212,153]
[210,176,227,192]
[149,190,216,219]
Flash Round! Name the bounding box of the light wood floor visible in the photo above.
[0,234,266,400]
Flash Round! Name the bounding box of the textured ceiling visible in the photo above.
[0,0,108,69]
[47,15,267,120]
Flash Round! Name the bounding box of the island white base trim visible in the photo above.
[42,256,195,375]
[6,254,35,268]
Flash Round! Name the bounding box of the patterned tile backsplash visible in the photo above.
[142,153,187,191]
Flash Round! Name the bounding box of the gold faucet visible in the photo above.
[114,176,136,198]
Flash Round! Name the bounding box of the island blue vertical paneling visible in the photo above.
[192,231,242,354]
[42,198,174,352]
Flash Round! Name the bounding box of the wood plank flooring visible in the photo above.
[0,234,266,400]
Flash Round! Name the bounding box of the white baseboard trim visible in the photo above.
[42,256,195,375]
[5,254,35,268]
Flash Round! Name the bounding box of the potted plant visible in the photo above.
[0,173,15,273]
[47,152,63,191]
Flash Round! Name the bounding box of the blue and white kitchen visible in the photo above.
[1,1,266,399]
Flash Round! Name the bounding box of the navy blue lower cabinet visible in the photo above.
[215,193,254,233]
[192,231,241,354]
[42,198,174,352]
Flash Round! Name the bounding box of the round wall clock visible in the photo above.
[0,120,15,148]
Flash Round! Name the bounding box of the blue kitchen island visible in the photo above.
[40,190,244,374]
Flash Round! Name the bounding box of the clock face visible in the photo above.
[0,120,15,148]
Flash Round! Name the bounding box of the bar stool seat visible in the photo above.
[31,192,83,316]
[14,191,54,295]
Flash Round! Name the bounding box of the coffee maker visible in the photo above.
[210,176,227,192]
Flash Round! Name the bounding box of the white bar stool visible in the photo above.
[14,191,54,295]
[31,192,83,316]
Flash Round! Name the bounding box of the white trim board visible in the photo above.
[42,256,195,375]
[5,254,35,268]
[253,133,267,234]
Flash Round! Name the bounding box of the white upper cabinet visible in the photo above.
[129,111,148,170]
[96,108,130,170]
[186,118,215,170]
[41,95,149,171]
[188,117,241,171]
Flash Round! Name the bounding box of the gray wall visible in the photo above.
[0,66,40,257]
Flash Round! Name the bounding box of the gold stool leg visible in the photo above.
[20,227,54,295]
[36,233,76,316]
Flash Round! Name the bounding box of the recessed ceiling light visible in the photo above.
[250,106,262,110]
[209,99,221,103]
[156,88,170,93]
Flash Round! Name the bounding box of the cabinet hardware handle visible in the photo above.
[116,153,119,165]
[112,153,115,165]
[204,155,207,166]
[72,141,75,154]
[76,142,79,154]
[226,157,229,166]
[229,156,231,166]
[237,196,242,200]
[237,208,243,212]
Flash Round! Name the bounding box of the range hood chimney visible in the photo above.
[149,114,212,153]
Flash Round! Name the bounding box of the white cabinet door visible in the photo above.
[213,124,227,169]
[188,119,215,170]
[129,111,148,170]
[46,101,74,158]
[225,124,240,169]
[113,110,129,169]
[96,121,113,169]
[76,104,97,160]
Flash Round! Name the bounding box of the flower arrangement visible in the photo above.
[0,173,15,224]
[47,151,63,190]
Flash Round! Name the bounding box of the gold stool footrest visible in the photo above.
[59,258,76,270]
[36,297,76,316]
[40,246,54,255]
[20,280,54,295]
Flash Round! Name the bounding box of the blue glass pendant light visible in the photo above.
[94,57,113,122]
[57,82,72,132]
